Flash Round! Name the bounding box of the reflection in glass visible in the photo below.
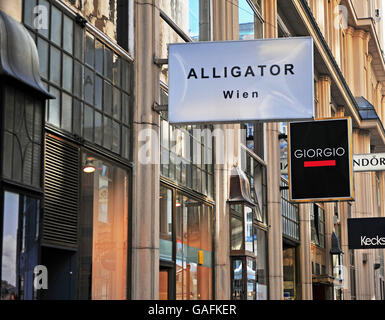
[62,54,73,93]
[245,206,253,252]
[63,15,74,54]
[159,0,211,41]
[238,0,263,40]
[1,193,39,300]
[1,192,19,300]
[50,47,61,86]
[51,6,62,46]
[48,86,61,127]
[175,193,213,300]
[79,154,128,300]
[232,259,243,300]
[37,38,49,79]
[160,186,173,261]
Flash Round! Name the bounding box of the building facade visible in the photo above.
[0,0,384,300]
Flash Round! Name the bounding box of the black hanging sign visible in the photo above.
[348,218,385,249]
[288,117,354,202]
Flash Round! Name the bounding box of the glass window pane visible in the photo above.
[113,88,121,120]
[95,76,103,110]
[48,86,60,127]
[50,47,61,86]
[121,126,130,159]
[24,0,37,28]
[245,206,254,252]
[160,186,173,261]
[103,116,112,149]
[231,215,243,251]
[73,61,83,99]
[239,0,256,40]
[62,93,72,132]
[95,111,103,145]
[84,68,94,105]
[74,23,84,61]
[1,192,20,300]
[121,60,130,93]
[63,15,74,54]
[232,259,243,300]
[50,5,62,46]
[122,93,130,125]
[62,54,73,93]
[84,104,94,142]
[103,81,112,116]
[85,32,95,67]
[73,99,83,136]
[95,40,104,74]
[112,121,120,153]
[159,0,211,41]
[112,54,121,86]
[37,0,49,38]
[37,37,49,79]
[104,47,113,80]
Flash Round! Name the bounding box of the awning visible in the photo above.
[0,10,52,98]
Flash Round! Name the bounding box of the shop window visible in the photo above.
[1,192,40,300]
[238,0,263,40]
[230,202,268,300]
[283,247,297,300]
[175,193,213,300]
[23,0,132,160]
[160,186,173,262]
[78,153,128,300]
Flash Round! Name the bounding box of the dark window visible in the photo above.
[22,0,132,160]
[2,86,43,189]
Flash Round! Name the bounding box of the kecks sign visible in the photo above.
[168,37,314,124]
[288,118,354,202]
[348,218,385,249]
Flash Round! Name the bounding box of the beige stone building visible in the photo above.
[0,0,384,301]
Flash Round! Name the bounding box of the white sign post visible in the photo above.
[353,153,385,172]
[168,37,314,124]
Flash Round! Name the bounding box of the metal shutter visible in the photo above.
[42,134,79,248]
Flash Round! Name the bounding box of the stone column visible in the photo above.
[317,75,331,118]
[352,129,375,300]
[352,30,368,98]
[345,27,355,91]
[131,0,160,300]
[299,203,313,299]
[263,0,283,300]
[0,0,21,21]
[212,0,239,300]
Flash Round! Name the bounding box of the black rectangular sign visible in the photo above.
[348,218,385,249]
[288,117,354,202]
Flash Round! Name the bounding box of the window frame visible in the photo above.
[22,0,133,162]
